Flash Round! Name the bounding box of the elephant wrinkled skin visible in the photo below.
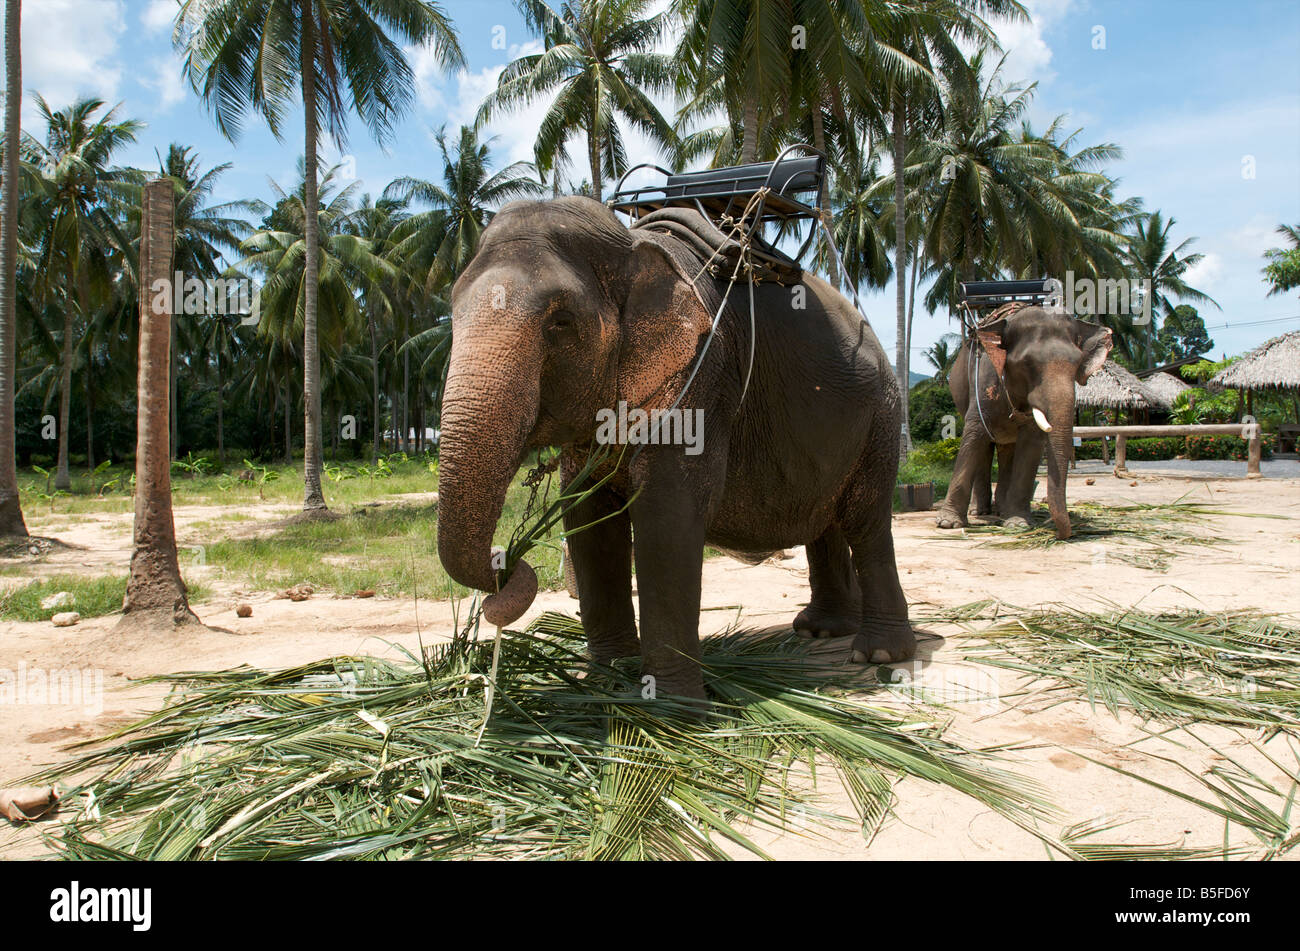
[436,197,913,702]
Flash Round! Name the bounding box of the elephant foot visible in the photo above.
[1001,514,1033,531]
[935,506,968,530]
[849,619,917,665]
[588,631,642,665]
[641,664,709,710]
[793,605,860,640]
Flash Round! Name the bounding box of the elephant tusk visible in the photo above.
[1031,407,1053,432]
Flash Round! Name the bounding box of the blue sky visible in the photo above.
[9,0,1300,366]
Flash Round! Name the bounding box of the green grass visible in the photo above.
[0,574,210,622]
[198,465,566,598]
[17,452,442,517]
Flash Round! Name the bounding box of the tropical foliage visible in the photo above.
[0,0,1285,529]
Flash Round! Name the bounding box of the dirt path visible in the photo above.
[2,469,1298,859]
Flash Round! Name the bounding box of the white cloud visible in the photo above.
[142,0,177,35]
[989,0,1077,87]
[16,0,127,124]
[142,55,188,113]
[1182,252,1224,291]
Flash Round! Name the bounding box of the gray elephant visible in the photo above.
[935,305,1112,539]
[435,197,913,702]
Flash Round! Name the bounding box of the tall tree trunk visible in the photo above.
[169,315,178,458]
[587,111,602,203]
[119,178,200,631]
[284,379,292,464]
[85,370,94,471]
[402,344,410,453]
[742,90,759,163]
[892,96,911,457]
[906,244,920,366]
[216,358,224,466]
[368,304,380,464]
[300,4,327,511]
[810,93,838,288]
[55,305,73,490]
[0,0,28,536]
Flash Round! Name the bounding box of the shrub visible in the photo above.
[909,379,960,443]
[1073,434,1275,462]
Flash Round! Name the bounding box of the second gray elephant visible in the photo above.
[935,306,1112,539]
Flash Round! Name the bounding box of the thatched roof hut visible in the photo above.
[1209,329,1300,392]
[1140,370,1191,410]
[1075,359,1156,410]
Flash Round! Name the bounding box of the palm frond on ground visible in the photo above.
[30,612,1053,860]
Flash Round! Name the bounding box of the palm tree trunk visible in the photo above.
[54,285,80,490]
[300,3,327,511]
[0,0,28,536]
[85,371,94,471]
[892,96,910,458]
[742,91,759,163]
[169,316,178,458]
[402,344,410,452]
[284,379,293,464]
[368,306,380,464]
[587,110,602,203]
[216,359,225,466]
[120,178,200,631]
[810,94,838,288]
[905,244,919,366]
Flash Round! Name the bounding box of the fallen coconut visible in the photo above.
[235,603,252,618]
[51,612,80,628]
[0,785,60,822]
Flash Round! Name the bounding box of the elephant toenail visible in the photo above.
[850,649,869,663]
[869,649,892,663]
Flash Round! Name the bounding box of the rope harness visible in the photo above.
[629,193,867,446]
[966,300,1031,441]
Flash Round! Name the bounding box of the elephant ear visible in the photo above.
[1073,320,1113,384]
[975,317,1009,379]
[618,235,715,408]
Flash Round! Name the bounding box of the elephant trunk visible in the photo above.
[1042,383,1076,540]
[436,327,540,593]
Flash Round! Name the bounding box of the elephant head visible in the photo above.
[435,197,714,608]
[975,307,1112,540]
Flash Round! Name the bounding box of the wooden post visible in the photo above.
[1247,422,1262,479]
[1100,435,1109,465]
[1114,434,1128,477]
[119,179,202,632]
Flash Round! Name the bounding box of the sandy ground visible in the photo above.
[1,465,1298,860]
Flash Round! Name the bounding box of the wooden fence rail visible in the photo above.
[1071,423,1263,479]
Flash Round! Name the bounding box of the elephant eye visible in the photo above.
[545,311,578,344]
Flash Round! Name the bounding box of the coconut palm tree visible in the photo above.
[478,0,675,201]
[156,143,256,458]
[176,0,464,512]
[0,0,26,536]
[1121,210,1219,368]
[385,126,544,294]
[1263,223,1300,297]
[21,95,141,490]
[237,163,396,400]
